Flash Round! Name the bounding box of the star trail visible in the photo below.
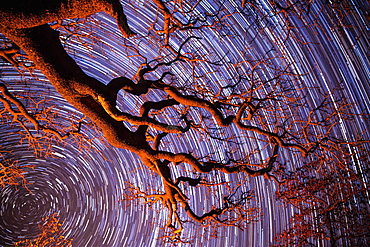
[0,1,369,246]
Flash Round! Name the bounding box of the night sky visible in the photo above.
[0,1,369,246]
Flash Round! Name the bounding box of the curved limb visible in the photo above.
[0,44,20,67]
[154,143,279,177]
[0,83,81,140]
[0,0,135,38]
[98,95,190,134]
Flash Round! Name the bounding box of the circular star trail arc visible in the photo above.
[0,0,369,246]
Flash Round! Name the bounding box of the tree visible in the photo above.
[274,159,370,246]
[1,0,369,244]
[0,155,34,189]
[14,213,73,246]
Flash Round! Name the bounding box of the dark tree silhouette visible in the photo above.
[275,160,370,246]
[1,0,369,244]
